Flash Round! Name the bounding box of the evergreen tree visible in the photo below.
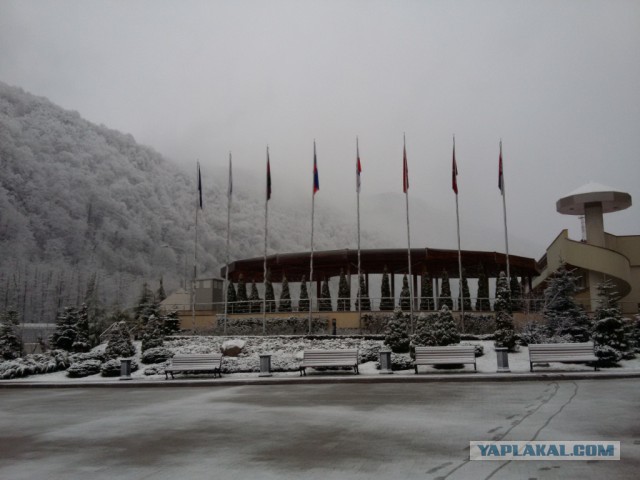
[432,305,461,346]
[419,274,435,310]
[105,320,136,359]
[84,273,107,347]
[236,275,248,313]
[278,274,292,312]
[355,274,371,311]
[475,267,491,312]
[134,282,156,323]
[249,280,262,313]
[0,309,22,360]
[494,272,517,351]
[438,270,453,310]
[72,303,91,353]
[163,310,181,335]
[509,275,523,312]
[542,264,591,341]
[264,272,276,313]
[337,269,351,311]
[459,270,472,311]
[156,277,167,302]
[379,266,394,311]
[411,312,437,349]
[50,307,78,351]
[141,314,164,352]
[226,281,237,314]
[592,279,628,366]
[399,274,411,311]
[319,279,333,312]
[298,275,310,312]
[383,309,411,353]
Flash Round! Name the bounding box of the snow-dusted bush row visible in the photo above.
[212,317,328,336]
[0,350,69,379]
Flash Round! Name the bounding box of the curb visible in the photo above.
[2,370,640,389]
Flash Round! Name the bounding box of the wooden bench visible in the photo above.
[414,345,477,373]
[528,342,598,372]
[299,349,359,376]
[164,353,223,379]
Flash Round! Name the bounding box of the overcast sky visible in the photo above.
[1,0,639,259]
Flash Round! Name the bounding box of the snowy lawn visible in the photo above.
[4,336,640,383]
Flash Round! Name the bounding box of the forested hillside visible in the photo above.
[0,82,379,323]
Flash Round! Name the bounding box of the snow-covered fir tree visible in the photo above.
[264,272,276,313]
[141,314,164,352]
[592,279,630,366]
[0,309,21,359]
[399,274,411,311]
[379,266,394,311]
[438,270,453,310]
[355,273,371,311]
[298,276,310,312]
[71,303,91,352]
[493,271,517,351]
[163,310,181,335]
[420,274,435,311]
[226,281,237,314]
[278,274,292,312]
[384,309,411,353]
[411,312,437,350]
[459,270,472,311]
[105,319,136,359]
[50,307,78,351]
[133,282,156,323]
[509,275,523,312]
[249,280,262,313]
[236,275,248,313]
[319,279,333,312]
[475,267,491,311]
[337,270,350,311]
[432,305,460,346]
[156,277,167,302]
[543,264,591,341]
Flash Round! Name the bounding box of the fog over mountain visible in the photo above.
[0,82,385,321]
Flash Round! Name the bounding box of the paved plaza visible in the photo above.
[1,379,639,480]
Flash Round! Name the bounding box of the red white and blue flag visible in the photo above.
[313,142,320,194]
[452,139,458,195]
[402,143,409,193]
[266,150,272,201]
[498,141,504,195]
[356,142,362,193]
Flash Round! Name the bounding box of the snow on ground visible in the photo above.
[5,338,640,383]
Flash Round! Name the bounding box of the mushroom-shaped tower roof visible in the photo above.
[556,182,632,215]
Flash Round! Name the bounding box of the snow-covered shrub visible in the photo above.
[67,359,102,378]
[0,350,69,379]
[384,309,411,353]
[594,345,622,367]
[214,316,326,336]
[399,274,411,311]
[72,304,92,353]
[69,350,106,364]
[100,358,139,377]
[163,310,181,335]
[518,322,549,346]
[626,315,640,354]
[50,307,78,352]
[358,340,382,363]
[389,352,413,370]
[141,347,173,364]
[105,321,136,359]
[0,320,22,360]
[411,312,437,351]
[461,342,484,357]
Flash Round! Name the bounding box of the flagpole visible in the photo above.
[403,134,414,333]
[222,153,232,333]
[500,140,511,281]
[453,136,464,330]
[263,146,270,335]
[356,137,362,334]
[192,161,200,333]
[309,141,317,335]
